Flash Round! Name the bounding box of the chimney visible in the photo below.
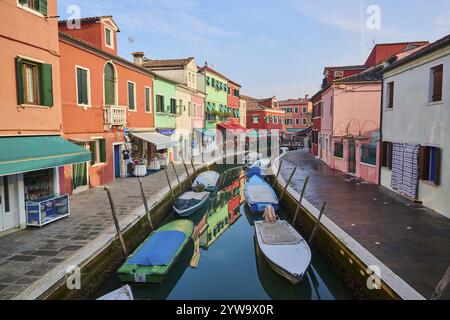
[132,52,145,65]
[305,94,309,100]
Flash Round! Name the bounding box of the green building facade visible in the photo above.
[203,69,229,129]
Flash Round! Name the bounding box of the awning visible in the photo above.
[217,120,247,132]
[193,128,217,137]
[0,136,92,176]
[130,131,178,150]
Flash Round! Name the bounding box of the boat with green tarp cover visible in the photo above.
[117,220,194,284]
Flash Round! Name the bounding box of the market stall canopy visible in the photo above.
[130,132,178,150]
[0,136,92,176]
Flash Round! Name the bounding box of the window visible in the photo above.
[303,107,307,114]
[295,107,299,114]
[330,97,334,116]
[252,115,260,124]
[18,0,47,15]
[386,81,394,108]
[89,139,106,165]
[381,141,393,170]
[302,119,307,125]
[76,67,90,106]
[127,82,136,111]
[419,146,441,185]
[334,141,343,158]
[104,63,116,105]
[361,144,377,165]
[145,87,151,113]
[170,98,177,114]
[16,57,53,107]
[295,119,300,125]
[430,65,443,102]
[156,94,164,113]
[105,27,114,48]
[285,119,293,125]
[188,102,192,117]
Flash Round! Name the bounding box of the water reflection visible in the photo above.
[94,167,352,300]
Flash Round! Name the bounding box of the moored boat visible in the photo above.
[117,220,194,285]
[192,171,220,192]
[173,192,210,217]
[97,285,134,300]
[254,220,311,285]
[244,176,279,212]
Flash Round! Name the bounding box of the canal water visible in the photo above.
[94,166,353,300]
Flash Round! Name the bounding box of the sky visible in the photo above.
[58,0,450,99]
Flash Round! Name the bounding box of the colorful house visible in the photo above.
[319,42,429,184]
[278,98,311,134]
[140,56,206,159]
[198,64,230,130]
[310,90,323,157]
[58,16,162,194]
[380,35,449,217]
[244,96,285,131]
[0,0,90,234]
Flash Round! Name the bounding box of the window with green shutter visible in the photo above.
[76,67,89,106]
[15,56,53,107]
[145,87,151,112]
[128,82,136,110]
[104,63,116,105]
[18,0,48,16]
[99,139,107,163]
[89,141,97,165]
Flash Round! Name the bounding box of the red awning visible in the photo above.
[217,119,247,132]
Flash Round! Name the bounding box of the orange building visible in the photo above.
[0,1,91,234]
[58,16,156,194]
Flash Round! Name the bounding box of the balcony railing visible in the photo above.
[104,105,127,128]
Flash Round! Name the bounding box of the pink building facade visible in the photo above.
[321,69,382,184]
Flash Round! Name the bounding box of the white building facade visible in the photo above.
[380,35,449,218]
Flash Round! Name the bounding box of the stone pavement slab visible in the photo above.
[280,150,450,299]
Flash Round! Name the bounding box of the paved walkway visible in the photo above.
[0,164,193,300]
[280,150,450,299]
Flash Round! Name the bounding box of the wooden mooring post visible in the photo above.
[308,201,327,245]
[431,265,450,300]
[104,187,128,257]
[279,167,297,202]
[171,161,182,189]
[272,160,283,188]
[137,178,154,230]
[190,157,197,176]
[181,156,193,185]
[163,166,176,202]
[293,176,310,225]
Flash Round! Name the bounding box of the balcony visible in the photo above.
[104,105,127,129]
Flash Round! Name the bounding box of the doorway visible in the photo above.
[0,176,19,232]
[114,144,121,178]
[348,140,356,174]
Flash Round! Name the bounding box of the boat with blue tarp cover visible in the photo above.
[117,220,194,284]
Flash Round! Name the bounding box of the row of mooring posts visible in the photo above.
[104,155,199,258]
[273,160,326,246]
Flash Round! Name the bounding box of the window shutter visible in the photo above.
[99,139,107,163]
[434,148,441,186]
[433,67,443,102]
[15,57,24,105]
[381,142,388,167]
[89,141,97,165]
[40,63,53,107]
[38,0,48,16]
[418,146,429,181]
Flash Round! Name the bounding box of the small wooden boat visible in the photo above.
[248,159,271,178]
[117,220,194,285]
[255,220,311,285]
[173,192,210,217]
[192,171,220,192]
[97,285,134,300]
[244,176,279,212]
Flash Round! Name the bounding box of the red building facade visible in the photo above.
[58,17,155,195]
[244,96,285,131]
